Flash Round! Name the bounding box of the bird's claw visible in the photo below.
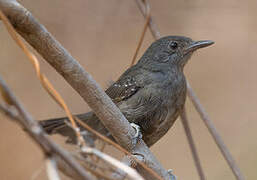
[167,169,177,180]
[130,123,142,143]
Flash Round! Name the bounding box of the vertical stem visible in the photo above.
[130,1,150,67]
[181,108,206,180]
[187,82,245,180]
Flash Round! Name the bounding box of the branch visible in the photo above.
[0,0,170,179]
[0,76,95,180]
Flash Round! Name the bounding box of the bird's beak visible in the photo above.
[184,40,214,54]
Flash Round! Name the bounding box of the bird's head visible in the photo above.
[138,36,214,71]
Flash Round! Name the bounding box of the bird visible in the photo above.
[39,36,214,147]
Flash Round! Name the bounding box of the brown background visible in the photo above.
[0,0,256,179]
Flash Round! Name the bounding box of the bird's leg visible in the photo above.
[130,123,143,143]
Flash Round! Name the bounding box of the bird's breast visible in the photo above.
[143,73,187,146]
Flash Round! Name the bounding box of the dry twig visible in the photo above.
[186,82,245,180]
[130,0,151,67]
[46,157,61,180]
[180,109,206,180]
[82,146,144,180]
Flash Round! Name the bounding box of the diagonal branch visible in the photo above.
[135,0,245,179]
[0,0,170,179]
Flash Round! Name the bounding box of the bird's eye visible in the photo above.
[169,41,178,50]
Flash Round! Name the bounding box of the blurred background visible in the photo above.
[0,0,256,179]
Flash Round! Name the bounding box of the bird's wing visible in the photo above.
[118,86,169,134]
[105,75,141,104]
[105,67,168,134]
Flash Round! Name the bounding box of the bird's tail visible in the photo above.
[39,117,68,134]
[39,112,112,144]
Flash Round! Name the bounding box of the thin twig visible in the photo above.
[75,117,126,153]
[135,0,161,39]
[94,141,106,164]
[72,152,118,180]
[46,156,60,180]
[112,155,145,179]
[180,108,206,180]
[135,1,245,180]
[130,0,151,67]
[82,147,144,180]
[186,82,245,180]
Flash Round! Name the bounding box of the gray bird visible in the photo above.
[40,36,214,147]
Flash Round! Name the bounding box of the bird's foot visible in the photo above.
[167,169,177,180]
[130,123,143,144]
